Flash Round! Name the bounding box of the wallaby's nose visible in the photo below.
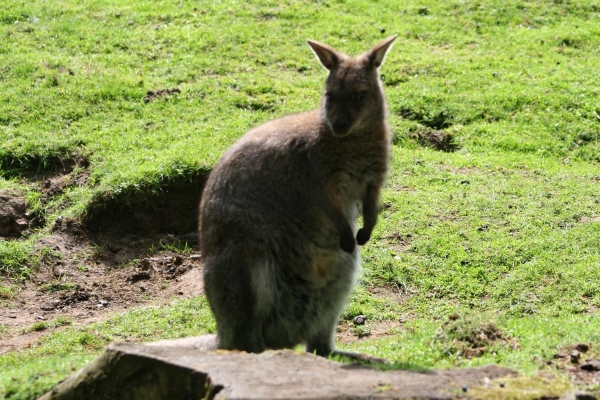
[332,118,349,135]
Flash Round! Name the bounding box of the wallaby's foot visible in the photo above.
[331,349,390,364]
[356,228,371,246]
[339,231,356,253]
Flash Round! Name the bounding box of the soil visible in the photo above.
[143,88,181,103]
[0,158,207,354]
[0,219,205,354]
[548,344,600,391]
[0,190,39,238]
[410,128,460,152]
[336,319,404,344]
[437,314,520,360]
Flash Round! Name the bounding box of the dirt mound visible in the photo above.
[409,128,460,152]
[143,88,181,103]
[83,173,207,235]
[0,190,41,238]
[39,160,90,198]
[437,314,519,359]
[1,164,210,353]
[1,225,204,354]
[549,344,600,391]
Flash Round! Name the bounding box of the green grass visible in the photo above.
[1,0,600,398]
[0,297,216,399]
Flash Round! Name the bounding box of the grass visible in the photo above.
[1,297,215,399]
[1,0,600,398]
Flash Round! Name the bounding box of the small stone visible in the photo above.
[571,350,580,364]
[461,180,470,185]
[499,382,505,388]
[462,385,468,392]
[99,299,108,306]
[190,254,202,260]
[418,6,429,15]
[173,255,184,265]
[140,285,147,292]
[353,315,367,325]
[165,266,176,274]
[36,315,45,320]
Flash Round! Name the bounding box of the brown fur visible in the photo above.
[199,36,396,357]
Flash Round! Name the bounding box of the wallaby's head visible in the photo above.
[307,35,396,137]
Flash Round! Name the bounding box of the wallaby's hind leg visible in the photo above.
[305,315,337,357]
[203,253,266,354]
[217,318,266,353]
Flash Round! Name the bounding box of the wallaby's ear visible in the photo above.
[365,35,397,69]
[307,39,341,70]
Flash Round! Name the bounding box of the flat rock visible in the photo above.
[40,335,518,400]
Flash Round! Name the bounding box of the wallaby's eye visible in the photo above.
[325,91,332,99]
[354,91,367,102]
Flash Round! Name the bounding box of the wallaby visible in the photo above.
[199,36,396,359]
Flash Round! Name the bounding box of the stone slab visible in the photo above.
[40,335,517,400]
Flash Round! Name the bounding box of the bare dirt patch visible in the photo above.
[1,168,209,354]
[436,314,519,359]
[410,128,460,152]
[336,319,404,344]
[579,216,600,223]
[0,218,204,354]
[548,344,600,391]
[384,232,412,254]
[336,285,413,345]
[143,88,181,103]
[38,159,90,199]
[0,190,41,238]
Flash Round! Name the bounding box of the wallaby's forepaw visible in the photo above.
[356,228,371,246]
[340,234,356,253]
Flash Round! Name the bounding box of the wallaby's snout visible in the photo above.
[331,116,350,136]
[308,35,397,137]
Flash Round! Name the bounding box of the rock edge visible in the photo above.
[40,334,519,400]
